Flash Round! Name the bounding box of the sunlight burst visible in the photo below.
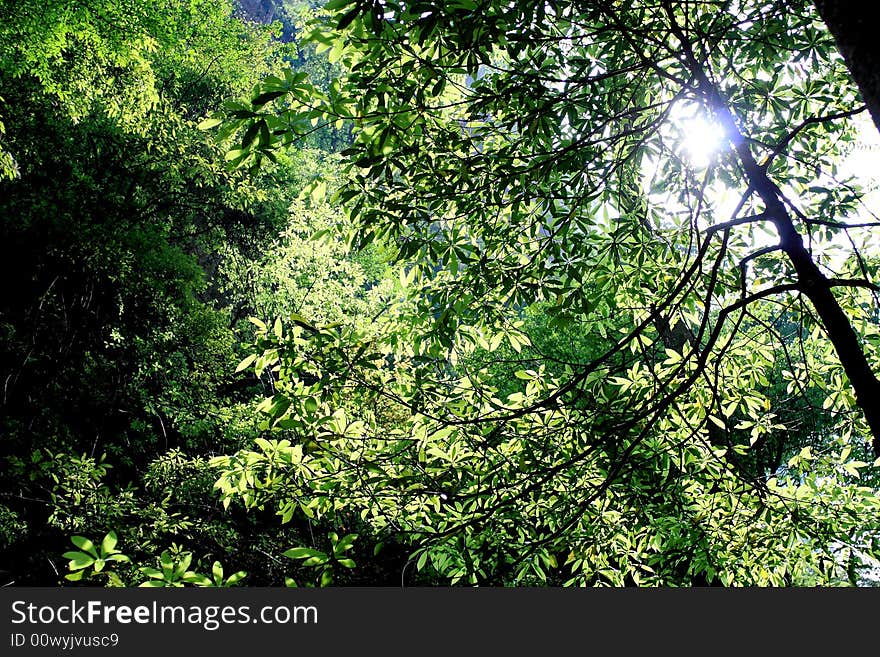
[674,104,726,168]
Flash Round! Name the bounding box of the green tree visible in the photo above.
[0,0,300,584]
[214,0,880,585]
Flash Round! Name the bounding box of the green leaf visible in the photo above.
[241,121,262,149]
[333,533,357,555]
[176,553,193,575]
[252,91,287,107]
[70,536,98,558]
[183,572,212,586]
[100,531,118,554]
[63,552,95,570]
[235,354,257,373]
[225,571,247,586]
[283,547,326,560]
[337,6,361,30]
[302,556,329,567]
[325,0,355,9]
[197,117,223,131]
[288,313,317,330]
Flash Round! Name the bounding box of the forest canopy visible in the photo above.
[2,0,880,587]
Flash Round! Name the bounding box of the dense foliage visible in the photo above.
[0,0,395,586]
[1,0,880,586]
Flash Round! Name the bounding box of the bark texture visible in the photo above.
[814,2,880,135]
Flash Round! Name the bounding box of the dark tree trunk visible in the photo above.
[814,2,880,135]
[708,82,880,456]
